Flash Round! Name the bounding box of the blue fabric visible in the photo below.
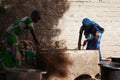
[99,49,102,62]
[86,32,103,62]
[86,32,102,50]
[82,18,93,26]
[82,18,104,40]
[92,23,104,33]
[82,18,104,34]
[86,34,94,40]
[82,18,104,62]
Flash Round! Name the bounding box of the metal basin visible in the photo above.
[6,68,47,80]
[111,57,120,63]
[99,62,120,80]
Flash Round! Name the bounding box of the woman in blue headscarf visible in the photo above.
[78,18,104,61]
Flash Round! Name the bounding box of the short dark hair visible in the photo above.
[31,10,41,19]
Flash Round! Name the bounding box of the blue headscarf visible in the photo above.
[82,18,94,26]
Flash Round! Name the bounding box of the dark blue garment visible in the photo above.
[81,18,104,38]
[86,32,103,62]
[86,32,102,50]
[81,18,104,62]
[80,18,104,49]
[83,23,104,38]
